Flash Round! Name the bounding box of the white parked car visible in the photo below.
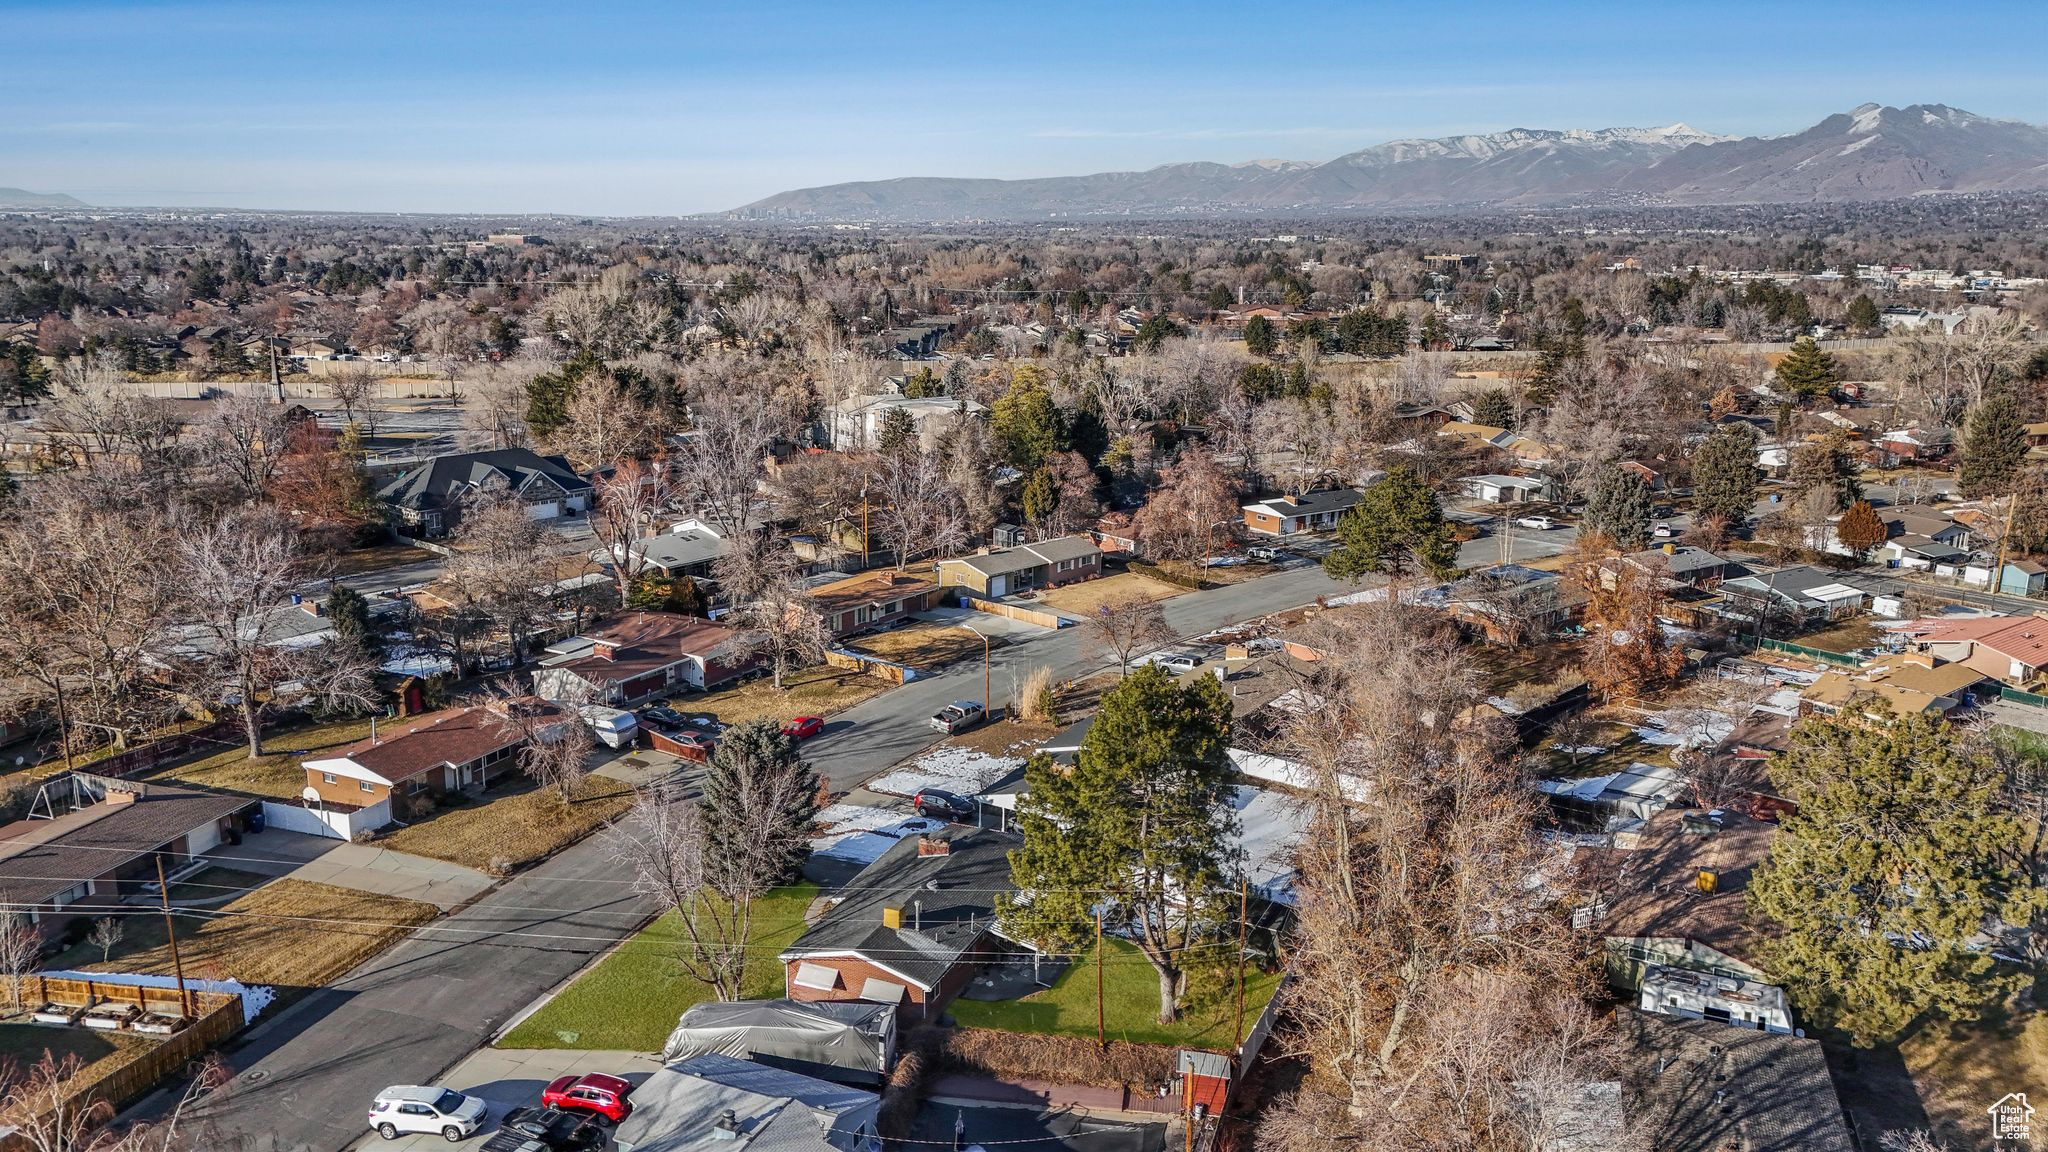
[1513,515,1556,531]
[1652,523,1677,539]
[369,1085,487,1141]
[578,705,639,750]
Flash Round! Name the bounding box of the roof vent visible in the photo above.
[711,1109,740,1141]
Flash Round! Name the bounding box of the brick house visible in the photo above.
[780,828,1018,1020]
[1240,487,1365,536]
[300,698,570,823]
[805,571,940,639]
[534,612,754,704]
[935,537,1103,598]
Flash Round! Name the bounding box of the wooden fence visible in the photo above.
[958,596,1066,630]
[0,982,243,1151]
[823,649,911,685]
[81,718,241,779]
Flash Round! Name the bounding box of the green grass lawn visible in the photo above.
[499,883,818,1051]
[950,937,1281,1050]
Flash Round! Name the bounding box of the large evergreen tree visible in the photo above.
[1845,294,1882,335]
[1242,315,1277,358]
[1960,391,2030,498]
[1692,423,1761,528]
[1749,714,2041,1045]
[1773,338,1839,401]
[1323,467,1457,584]
[1468,388,1515,432]
[990,365,1062,471]
[1581,465,1653,550]
[1002,666,1238,1023]
[701,718,821,888]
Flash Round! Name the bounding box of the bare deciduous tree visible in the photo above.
[869,447,967,569]
[1134,447,1238,564]
[195,392,296,503]
[89,916,124,964]
[719,572,831,691]
[0,913,38,1010]
[591,455,682,606]
[1084,593,1173,676]
[442,490,559,667]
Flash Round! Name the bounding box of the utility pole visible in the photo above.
[154,854,192,1018]
[1994,492,2020,598]
[1095,907,1105,1049]
[1231,878,1249,1047]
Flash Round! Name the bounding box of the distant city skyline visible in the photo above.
[1,0,2043,215]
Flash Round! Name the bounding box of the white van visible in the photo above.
[578,705,640,750]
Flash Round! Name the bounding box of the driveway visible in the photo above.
[347,1048,661,1150]
[215,828,494,911]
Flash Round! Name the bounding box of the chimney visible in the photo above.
[300,597,325,617]
[916,835,951,858]
[1663,542,1677,555]
[592,639,619,662]
[103,788,139,807]
[881,904,904,930]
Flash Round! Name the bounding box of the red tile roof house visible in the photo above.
[804,571,941,639]
[533,611,755,705]
[299,698,570,832]
[780,828,1018,1021]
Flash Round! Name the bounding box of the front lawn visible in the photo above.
[690,665,892,729]
[60,879,437,994]
[950,937,1281,1050]
[142,715,380,799]
[1037,572,1188,615]
[498,883,819,1051]
[845,623,1004,672]
[379,774,636,873]
[1900,998,2048,1148]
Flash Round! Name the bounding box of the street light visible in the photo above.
[957,623,991,713]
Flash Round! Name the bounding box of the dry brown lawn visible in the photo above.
[691,665,892,728]
[1900,999,2048,1148]
[144,715,380,799]
[322,541,427,579]
[70,879,437,991]
[380,774,636,873]
[1038,572,1187,615]
[844,623,1003,671]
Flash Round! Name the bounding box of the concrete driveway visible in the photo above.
[215,828,495,911]
[346,1048,661,1150]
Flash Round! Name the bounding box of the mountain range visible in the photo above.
[0,187,88,210]
[731,104,2048,221]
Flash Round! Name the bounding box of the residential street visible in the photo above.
[167,835,653,1152]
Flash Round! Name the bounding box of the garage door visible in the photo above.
[526,501,560,519]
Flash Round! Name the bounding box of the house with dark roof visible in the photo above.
[805,571,939,638]
[1617,546,1748,588]
[377,448,592,538]
[608,519,733,581]
[935,537,1102,599]
[779,828,1018,1020]
[1240,487,1367,536]
[1719,565,1866,628]
[1578,808,1780,996]
[0,775,254,939]
[535,611,754,704]
[1618,1010,1855,1152]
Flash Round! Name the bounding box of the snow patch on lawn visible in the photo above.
[1632,708,1737,749]
[865,744,1022,799]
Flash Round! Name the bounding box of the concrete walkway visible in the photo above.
[212,827,495,911]
[346,1047,662,1150]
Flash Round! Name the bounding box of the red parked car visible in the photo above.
[781,715,824,740]
[541,1073,633,1124]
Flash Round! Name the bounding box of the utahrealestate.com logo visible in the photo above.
[1989,1092,2035,1141]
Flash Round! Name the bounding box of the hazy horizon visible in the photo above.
[3,0,2043,216]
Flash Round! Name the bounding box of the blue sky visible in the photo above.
[2,0,2043,215]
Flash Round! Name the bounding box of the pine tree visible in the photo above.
[1469,388,1515,431]
[700,718,821,887]
[1323,466,1457,584]
[1834,499,1888,559]
[1242,315,1277,357]
[875,406,916,456]
[1582,465,1653,550]
[1692,423,1761,528]
[1773,338,1839,401]
[1749,714,2042,1045]
[1845,294,1882,335]
[1020,467,1057,534]
[1001,665,1237,1023]
[1960,391,2029,498]
[990,364,1062,471]
[327,584,384,658]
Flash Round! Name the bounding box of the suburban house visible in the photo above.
[1434,421,1515,451]
[1240,487,1366,536]
[1719,565,1867,627]
[1983,558,2048,597]
[612,1053,881,1152]
[936,537,1103,598]
[1616,459,1666,491]
[780,828,1018,1020]
[1897,615,2048,687]
[300,698,570,829]
[0,775,255,938]
[1538,763,1688,832]
[824,394,984,451]
[1619,1011,1855,1152]
[1087,511,1144,558]
[612,519,733,581]
[1459,474,1553,504]
[535,612,753,704]
[1616,546,1747,588]
[1871,424,1954,464]
[806,570,940,639]
[1799,653,1986,721]
[377,448,592,538]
